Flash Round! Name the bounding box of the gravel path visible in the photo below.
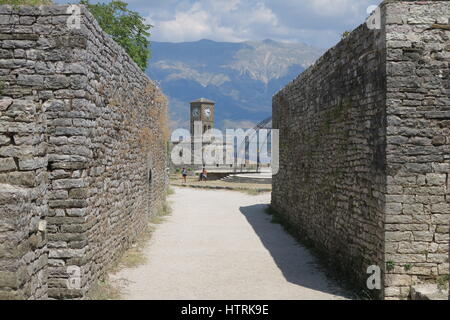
[110,187,349,300]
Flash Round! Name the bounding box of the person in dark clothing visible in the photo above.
[200,168,208,181]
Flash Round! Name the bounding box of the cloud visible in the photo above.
[140,0,383,48]
[148,2,243,43]
[57,0,383,48]
[145,0,280,43]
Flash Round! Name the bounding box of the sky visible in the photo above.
[59,0,383,48]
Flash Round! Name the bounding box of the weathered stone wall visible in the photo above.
[272,4,388,298]
[0,95,48,299]
[272,0,449,300]
[0,6,53,300]
[0,5,168,299]
[383,0,449,299]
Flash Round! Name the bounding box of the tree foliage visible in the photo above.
[80,0,152,71]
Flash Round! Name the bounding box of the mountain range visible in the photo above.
[146,39,324,130]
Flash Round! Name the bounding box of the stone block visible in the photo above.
[52,179,86,190]
[49,199,88,209]
[43,99,68,112]
[48,248,85,259]
[384,286,401,297]
[68,188,89,199]
[413,231,434,242]
[385,254,427,263]
[385,215,413,224]
[398,242,430,254]
[0,98,13,111]
[432,136,446,146]
[65,208,87,217]
[437,263,449,275]
[0,158,17,172]
[386,231,412,242]
[427,254,448,264]
[48,190,68,200]
[411,284,448,300]
[0,134,10,146]
[44,75,70,89]
[18,157,47,171]
[17,75,43,87]
[403,203,424,215]
[386,203,403,215]
[431,205,450,215]
[426,174,446,186]
[434,233,448,244]
[385,274,412,287]
[0,171,36,187]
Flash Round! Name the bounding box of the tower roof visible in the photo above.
[190,98,215,104]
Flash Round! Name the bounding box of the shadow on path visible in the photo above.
[240,203,350,298]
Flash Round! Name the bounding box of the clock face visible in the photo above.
[192,108,200,118]
[204,108,211,119]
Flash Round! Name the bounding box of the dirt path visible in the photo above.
[110,187,349,300]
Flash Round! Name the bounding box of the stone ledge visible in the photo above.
[172,183,271,193]
[410,284,448,300]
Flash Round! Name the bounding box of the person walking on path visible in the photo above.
[200,168,208,182]
[181,168,188,183]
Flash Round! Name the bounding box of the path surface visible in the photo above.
[110,187,349,300]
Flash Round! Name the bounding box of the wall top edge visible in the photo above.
[273,0,448,100]
[0,4,160,90]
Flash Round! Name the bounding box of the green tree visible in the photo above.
[80,0,152,71]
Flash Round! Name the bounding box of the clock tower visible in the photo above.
[190,98,215,137]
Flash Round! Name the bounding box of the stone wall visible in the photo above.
[383,0,449,299]
[0,5,168,299]
[272,2,387,298]
[0,92,48,299]
[272,0,449,300]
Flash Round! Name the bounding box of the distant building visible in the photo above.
[190,98,215,136]
[190,98,233,168]
[171,98,270,172]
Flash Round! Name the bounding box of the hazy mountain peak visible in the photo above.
[227,40,323,84]
[262,39,278,44]
[147,39,323,129]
